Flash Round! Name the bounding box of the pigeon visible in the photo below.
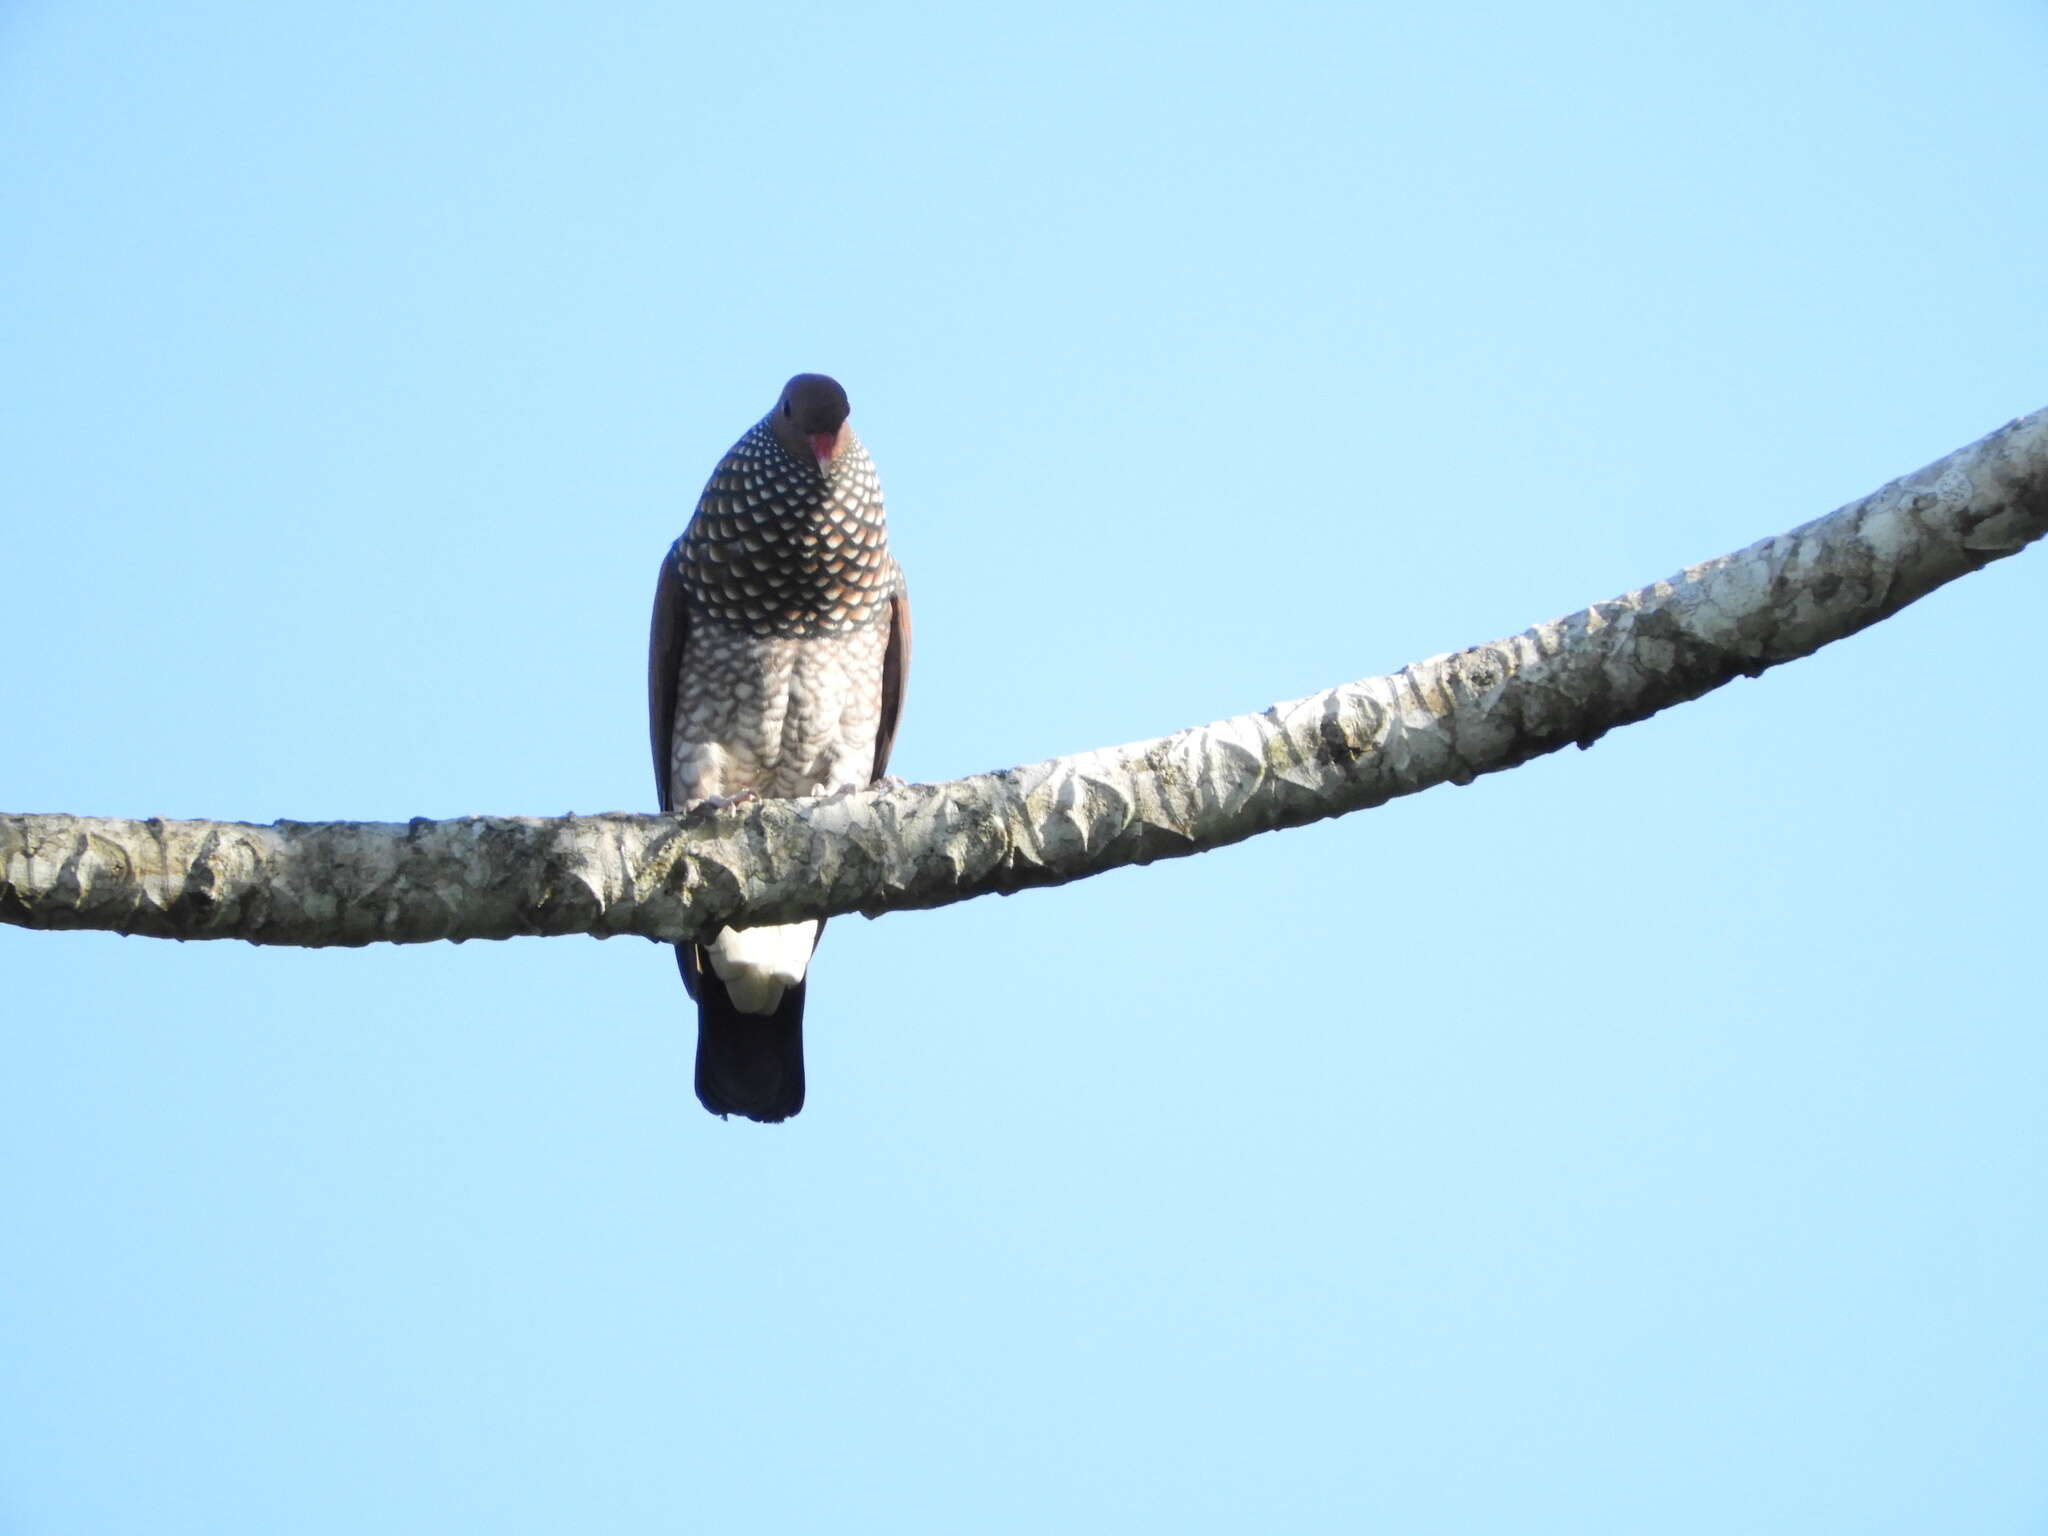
[648,374,909,1121]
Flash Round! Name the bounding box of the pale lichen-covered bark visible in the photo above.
[4,406,2045,948]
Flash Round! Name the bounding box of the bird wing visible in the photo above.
[872,583,911,782]
[648,537,688,813]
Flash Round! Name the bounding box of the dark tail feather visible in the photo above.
[676,944,806,1123]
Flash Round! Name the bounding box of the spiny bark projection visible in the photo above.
[4,406,2045,948]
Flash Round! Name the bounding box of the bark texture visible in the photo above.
[5,406,2045,948]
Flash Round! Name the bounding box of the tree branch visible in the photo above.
[6,406,2045,948]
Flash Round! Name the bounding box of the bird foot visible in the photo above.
[681,789,759,815]
[815,776,907,802]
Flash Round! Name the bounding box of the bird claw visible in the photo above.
[815,775,907,803]
[681,789,759,816]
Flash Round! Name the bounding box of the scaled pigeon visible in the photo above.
[648,374,909,1122]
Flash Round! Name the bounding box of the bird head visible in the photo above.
[770,373,853,476]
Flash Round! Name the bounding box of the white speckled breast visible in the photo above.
[668,614,892,804]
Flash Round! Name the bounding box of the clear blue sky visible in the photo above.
[4,3,2045,1531]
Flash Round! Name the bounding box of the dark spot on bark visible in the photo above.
[1318,716,1363,766]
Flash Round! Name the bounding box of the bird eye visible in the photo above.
[781,400,792,418]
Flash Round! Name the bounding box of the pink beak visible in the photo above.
[809,430,838,468]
